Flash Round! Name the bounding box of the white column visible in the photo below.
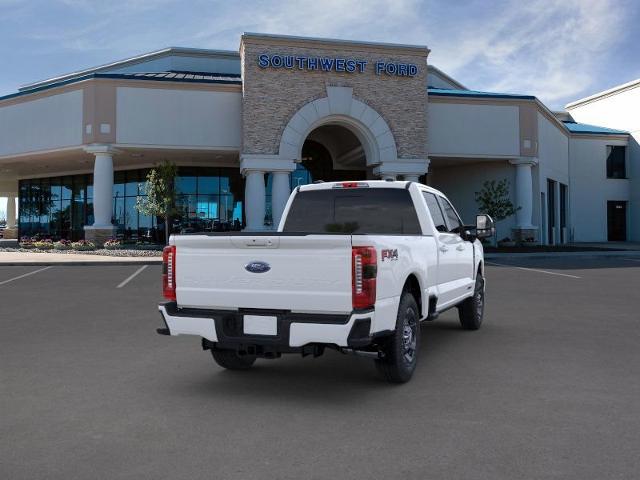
[271,172,290,229]
[244,170,266,231]
[509,158,538,229]
[6,195,16,229]
[404,174,420,182]
[91,151,115,227]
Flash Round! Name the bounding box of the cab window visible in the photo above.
[422,192,447,233]
[438,196,463,233]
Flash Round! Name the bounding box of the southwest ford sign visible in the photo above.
[257,54,418,77]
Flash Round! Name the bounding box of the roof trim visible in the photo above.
[19,47,240,92]
[562,121,628,135]
[1,72,242,103]
[565,77,640,109]
[241,32,430,55]
[428,88,535,100]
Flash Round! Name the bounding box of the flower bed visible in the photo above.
[103,238,123,250]
[54,239,72,250]
[3,236,163,256]
[70,240,96,251]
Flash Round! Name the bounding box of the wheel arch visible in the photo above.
[402,273,424,319]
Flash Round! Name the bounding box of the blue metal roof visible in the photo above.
[562,121,628,135]
[428,87,535,100]
[0,71,242,102]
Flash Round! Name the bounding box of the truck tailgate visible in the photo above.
[173,234,353,313]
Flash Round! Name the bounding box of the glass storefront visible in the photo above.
[19,167,244,242]
[19,175,93,241]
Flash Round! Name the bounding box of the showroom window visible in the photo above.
[18,167,245,241]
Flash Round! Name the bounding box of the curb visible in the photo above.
[0,259,162,266]
[485,251,640,260]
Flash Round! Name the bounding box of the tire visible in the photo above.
[375,292,420,383]
[458,273,485,330]
[211,348,256,370]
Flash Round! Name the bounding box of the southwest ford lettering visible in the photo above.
[257,53,417,77]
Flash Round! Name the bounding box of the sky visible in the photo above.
[1,0,639,217]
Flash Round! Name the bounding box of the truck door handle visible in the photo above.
[456,245,465,251]
[439,246,448,253]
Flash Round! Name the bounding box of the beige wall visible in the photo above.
[0,90,83,157]
[240,35,429,159]
[428,102,520,157]
[116,86,242,148]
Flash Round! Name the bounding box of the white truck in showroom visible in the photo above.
[157,180,494,383]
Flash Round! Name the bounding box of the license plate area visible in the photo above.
[243,315,278,336]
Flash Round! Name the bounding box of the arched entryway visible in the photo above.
[242,86,427,230]
[265,124,368,226]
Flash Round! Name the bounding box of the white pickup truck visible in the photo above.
[157,180,494,383]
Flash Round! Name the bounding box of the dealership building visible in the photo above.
[0,33,637,244]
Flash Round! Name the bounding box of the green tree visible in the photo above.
[136,161,178,244]
[474,179,519,244]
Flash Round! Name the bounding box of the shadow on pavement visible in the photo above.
[170,318,466,403]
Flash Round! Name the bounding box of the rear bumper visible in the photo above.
[157,301,381,350]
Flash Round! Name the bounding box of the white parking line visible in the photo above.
[486,262,581,279]
[117,265,148,289]
[0,266,53,286]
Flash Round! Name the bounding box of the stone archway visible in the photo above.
[278,86,398,167]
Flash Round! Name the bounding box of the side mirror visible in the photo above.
[475,214,495,239]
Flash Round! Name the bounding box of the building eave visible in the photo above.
[565,78,640,109]
[1,73,242,105]
[427,65,467,90]
[19,47,240,93]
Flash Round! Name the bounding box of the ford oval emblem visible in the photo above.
[245,261,271,274]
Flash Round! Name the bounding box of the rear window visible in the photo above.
[283,188,422,234]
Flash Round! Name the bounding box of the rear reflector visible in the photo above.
[162,245,176,301]
[352,246,377,309]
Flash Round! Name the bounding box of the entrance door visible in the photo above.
[607,201,627,241]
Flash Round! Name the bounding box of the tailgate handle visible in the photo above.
[235,237,280,248]
[247,240,270,246]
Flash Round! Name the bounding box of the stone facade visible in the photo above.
[240,34,429,161]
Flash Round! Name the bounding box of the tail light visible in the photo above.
[162,245,176,301]
[352,246,377,310]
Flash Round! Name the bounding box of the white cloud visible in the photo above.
[186,0,633,107]
[424,0,631,107]
[4,0,635,109]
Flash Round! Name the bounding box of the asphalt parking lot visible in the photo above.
[1,257,639,479]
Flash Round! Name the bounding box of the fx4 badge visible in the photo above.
[381,249,399,262]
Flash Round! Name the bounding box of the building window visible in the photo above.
[173,167,244,235]
[606,146,626,179]
[18,167,244,242]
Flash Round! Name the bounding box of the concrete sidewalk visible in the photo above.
[0,251,162,266]
[486,250,640,260]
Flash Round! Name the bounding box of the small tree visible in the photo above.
[136,161,178,244]
[475,179,519,244]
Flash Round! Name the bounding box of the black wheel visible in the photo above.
[211,348,256,370]
[375,292,420,383]
[458,273,485,330]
